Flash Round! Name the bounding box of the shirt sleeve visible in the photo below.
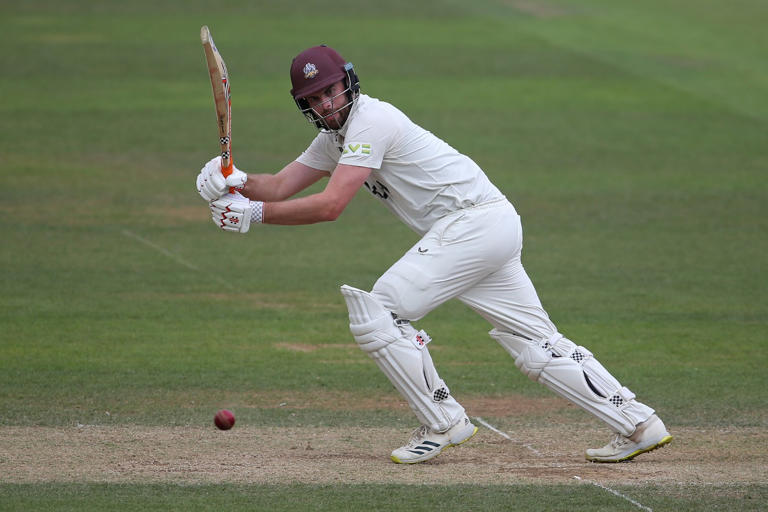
[295,133,339,171]
[338,103,397,170]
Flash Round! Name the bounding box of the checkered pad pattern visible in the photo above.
[570,350,586,363]
[609,394,624,407]
[433,388,449,402]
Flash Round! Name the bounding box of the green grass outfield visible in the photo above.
[2,483,766,512]
[1,0,766,510]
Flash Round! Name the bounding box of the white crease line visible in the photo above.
[573,476,653,512]
[122,229,228,286]
[475,416,541,455]
[474,416,653,512]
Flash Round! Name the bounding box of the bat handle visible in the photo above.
[221,159,233,177]
[221,158,236,194]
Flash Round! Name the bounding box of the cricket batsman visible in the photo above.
[196,45,673,464]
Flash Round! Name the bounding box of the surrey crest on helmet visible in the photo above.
[303,63,319,79]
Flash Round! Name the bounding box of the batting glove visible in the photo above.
[210,193,264,234]
[196,156,248,202]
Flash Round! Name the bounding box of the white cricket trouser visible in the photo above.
[370,198,656,435]
[372,198,556,340]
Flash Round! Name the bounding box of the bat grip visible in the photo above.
[221,159,236,194]
[221,160,233,177]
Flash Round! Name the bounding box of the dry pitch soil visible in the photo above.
[2,395,765,487]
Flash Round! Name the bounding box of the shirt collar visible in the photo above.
[337,93,365,137]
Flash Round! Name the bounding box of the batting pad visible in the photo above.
[490,329,654,436]
[341,285,465,432]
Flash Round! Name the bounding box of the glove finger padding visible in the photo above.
[201,170,226,202]
[197,156,224,201]
[225,169,248,190]
[196,156,247,202]
[210,193,252,233]
[197,171,224,202]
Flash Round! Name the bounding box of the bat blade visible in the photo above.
[200,25,233,179]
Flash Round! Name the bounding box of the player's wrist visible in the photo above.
[250,201,264,224]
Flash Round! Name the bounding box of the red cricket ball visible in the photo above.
[214,409,235,430]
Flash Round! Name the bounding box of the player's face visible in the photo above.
[304,80,352,130]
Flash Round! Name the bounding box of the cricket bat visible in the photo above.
[200,25,235,191]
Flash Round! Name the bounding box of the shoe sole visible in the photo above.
[390,426,479,464]
[586,434,674,463]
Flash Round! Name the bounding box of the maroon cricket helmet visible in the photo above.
[289,45,360,131]
[290,45,356,99]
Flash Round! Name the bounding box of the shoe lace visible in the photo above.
[405,425,429,448]
[608,433,631,449]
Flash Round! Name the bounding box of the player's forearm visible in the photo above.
[262,193,344,225]
[239,161,327,202]
[239,173,288,202]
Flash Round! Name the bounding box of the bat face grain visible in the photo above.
[201,25,233,177]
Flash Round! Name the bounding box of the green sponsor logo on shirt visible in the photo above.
[342,142,371,156]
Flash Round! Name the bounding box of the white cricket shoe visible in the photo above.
[391,415,478,464]
[586,414,673,463]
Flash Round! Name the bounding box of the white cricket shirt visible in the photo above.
[295,94,503,235]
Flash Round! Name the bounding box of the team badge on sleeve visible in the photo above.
[342,142,372,156]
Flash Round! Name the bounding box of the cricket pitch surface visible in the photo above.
[2,423,765,486]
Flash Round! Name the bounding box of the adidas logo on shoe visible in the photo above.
[390,415,478,464]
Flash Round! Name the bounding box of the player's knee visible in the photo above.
[490,329,566,382]
[341,285,402,353]
[372,273,431,321]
